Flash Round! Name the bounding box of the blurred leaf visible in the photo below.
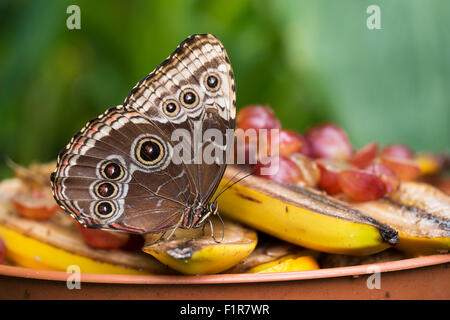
[0,0,448,179]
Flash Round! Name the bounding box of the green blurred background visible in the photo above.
[0,0,449,178]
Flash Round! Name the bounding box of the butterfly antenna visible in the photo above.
[213,167,256,202]
[215,165,248,196]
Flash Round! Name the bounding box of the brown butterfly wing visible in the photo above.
[125,34,236,204]
[51,106,191,233]
[51,34,236,234]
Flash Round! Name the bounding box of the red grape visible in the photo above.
[237,105,281,131]
[349,142,378,168]
[381,156,420,181]
[367,162,400,193]
[338,168,387,201]
[255,156,303,184]
[260,129,303,159]
[298,137,314,158]
[316,159,351,195]
[305,123,353,160]
[381,144,414,159]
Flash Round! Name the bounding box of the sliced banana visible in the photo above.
[143,218,257,275]
[354,181,450,255]
[227,238,320,273]
[216,166,398,256]
[0,197,171,274]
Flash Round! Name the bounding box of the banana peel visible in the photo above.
[143,218,257,275]
[354,181,450,256]
[216,166,398,256]
[0,188,172,274]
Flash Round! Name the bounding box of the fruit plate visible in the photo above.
[0,254,448,300]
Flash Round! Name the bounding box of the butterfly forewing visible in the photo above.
[51,34,236,234]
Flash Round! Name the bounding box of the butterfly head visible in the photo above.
[182,201,218,229]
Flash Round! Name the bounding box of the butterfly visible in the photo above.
[50,34,236,237]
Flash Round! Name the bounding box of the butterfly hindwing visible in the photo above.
[51,34,236,234]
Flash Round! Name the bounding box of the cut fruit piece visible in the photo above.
[353,182,450,256]
[381,144,414,159]
[381,156,420,181]
[79,225,130,250]
[316,159,351,195]
[143,218,257,275]
[349,142,378,168]
[298,137,314,158]
[216,166,398,256]
[261,130,303,158]
[0,198,171,274]
[305,124,353,160]
[255,156,303,184]
[415,153,442,176]
[246,254,319,273]
[0,225,153,274]
[338,168,387,201]
[367,163,400,194]
[236,105,281,131]
[290,154,321,188]
[12,188,59,220]
[226,237,320,273]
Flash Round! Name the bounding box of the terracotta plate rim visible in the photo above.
[0,254,449,284]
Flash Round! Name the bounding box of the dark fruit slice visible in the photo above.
[121,234,145,251]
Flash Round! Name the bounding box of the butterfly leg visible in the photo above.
[156,231,167,243]
[166,213,184,240]
[201,222,207,236]
[208,218,224,243]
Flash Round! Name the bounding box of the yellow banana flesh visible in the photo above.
[0,225,151,274]
[354,181,450,256]
[226,238,320,273]
[0,199,171,274]
[216,166,398,256]
[247,254,319,273]
[143,218,257,275]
